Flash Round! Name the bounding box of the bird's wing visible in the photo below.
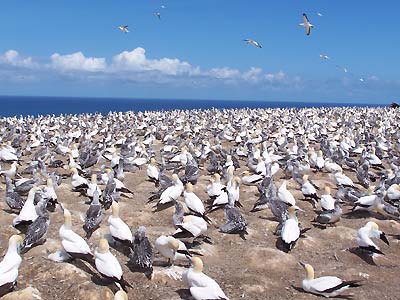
[303,13,310,23]
[306,24,311,35]
[310,276,343,292]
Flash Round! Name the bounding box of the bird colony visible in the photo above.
[0,106,400,299]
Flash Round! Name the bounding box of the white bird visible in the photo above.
[0,235,23,297]
[278,180,296,206]
[0,162,18,179]
[59,207,93,262]
[317,12,323,17]
[95,238,130,291]
[241,171,263,185]
[87,174,101,198]
[108,201,133,246]
[300,262,362,297]
[0,147,18,162]
[118,25,129,33]
[206,174,225,198]
[183,257,229,300]
[299,13,314,36]
[154,235,191,264]
[70,168,89,189]
[146,158,159,183]
[114,290,128,300]
[158,174,184,205]
[184,183,206,216]
[333,171,355,187]
[357,221,389,255]
[281,206,300,251]
[154,12,161,20]
[319,54,330,60]
[243,39,262,48]
[387,184,400,201]
[175,215,208,239]
[13,186,40,227]
[320,186,335,211]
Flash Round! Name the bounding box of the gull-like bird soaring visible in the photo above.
[319,54,330,60]
[243,39,262,48]
[118,25,129,33]
[299,13,314,36]
[154,12,161,20]
[317,12,323,17]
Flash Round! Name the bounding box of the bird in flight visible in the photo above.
[154,12,161,20]
[319,54,330,60]
[161,5,166,9]
[118,25,129,33]
[299,13,314,36]
[317,12,323,17]
[243,39,262,48]
[336,65,348,73]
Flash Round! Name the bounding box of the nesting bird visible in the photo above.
[0,235,23,297]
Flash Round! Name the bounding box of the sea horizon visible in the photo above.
[0,95,387,117]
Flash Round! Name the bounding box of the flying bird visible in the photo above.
[336,65,348,73]
[243,39,262,48]
[317,12,323,17]
[118,25,129,33]
[299,13,314,36]
[154,12,161,20]
[319,54,330,60]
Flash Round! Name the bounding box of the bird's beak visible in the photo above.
[298,261,306,268]
[294,205,305,212]
[380,232,390,245]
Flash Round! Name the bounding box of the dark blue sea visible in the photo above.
[0,96,384,117]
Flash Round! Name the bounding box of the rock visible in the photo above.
[77,286,114,300]
[247,247,296,270]
[2,286,42,300]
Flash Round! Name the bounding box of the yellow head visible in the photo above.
[300,262,315,280]
[9,235,23,249]
[324,186,331,194]
[91,174,97,182]
[168,238,180,250]
[214,173,221,182]
[63,208,72,227]
[288,206,297,216]
[191,256,204,273]
[172,173,179,182]
[111,201,120,217]
[47,178,53,186]
[366,221,379,231]
[186,182,194,192]
[302,174,309,181]
[114,290,128,300]
[98,238,110,253]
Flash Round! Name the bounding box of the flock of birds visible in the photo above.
[117,8,368,84]
[0,106,399,299]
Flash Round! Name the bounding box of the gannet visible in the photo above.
[154,235,195,265]
[280,206,300,252]
[87,174,101,198]
[0,147,18,162]
[357,221,389,255]
[300,262,361,297]
[155,174,184,210]
[154,12,161,20]
[0,235,23,297]
[333,171,355,187]
[317,12,323,17]
[95,238,131,291]
[320,186,336,211]
[0,162,18,179]
[83,190,103,238]
[108,201,133,247]
[206,173,225,199]
[70,167,89,190]
[21,200,50,252]
[13,186,40,227]
[129,226,153,278]
[299,13,314,36]
[241,171,263,185]
[147,157,159,185]
[183,257,229,300]
[118,25,129,33]
[301,175,319,203]
[59,207,94,262]
[183,183,208,221]
[43,177,58,211]
[4,177,24,210]
[243,39,262,48]
[313,200,342,227]
[387,183,400,201]
[278,180,296,206]
[219,205,248,240]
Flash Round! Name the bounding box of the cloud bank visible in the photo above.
[0,48,293,87]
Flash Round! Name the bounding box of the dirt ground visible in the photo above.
[1,140,400,300]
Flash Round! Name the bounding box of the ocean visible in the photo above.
[0,96,383,117]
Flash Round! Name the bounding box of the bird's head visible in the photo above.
[98,238,110,253]
[191,256,204,273]
[168,237,180,251]
[299,262,314,280]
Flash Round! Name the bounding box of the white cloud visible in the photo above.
[0,50,37,68]
[0,48,296,87]
[50,52,106,72]
[112,47,194,75]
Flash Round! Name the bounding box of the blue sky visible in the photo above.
[0,0,398,103]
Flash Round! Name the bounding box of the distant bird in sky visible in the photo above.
[161,5,166,9]
[359,78,365,82]
[243,39,262,48]
[299,13,314,36]
[319,54,330,60]
[336,65,348,73]
[118,25,129,33]
[154,12,161,20]
[317,12,323,17]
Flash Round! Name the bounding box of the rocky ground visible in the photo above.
[1,141,400,300]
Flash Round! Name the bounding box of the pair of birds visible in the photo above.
[243,13,314,49]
